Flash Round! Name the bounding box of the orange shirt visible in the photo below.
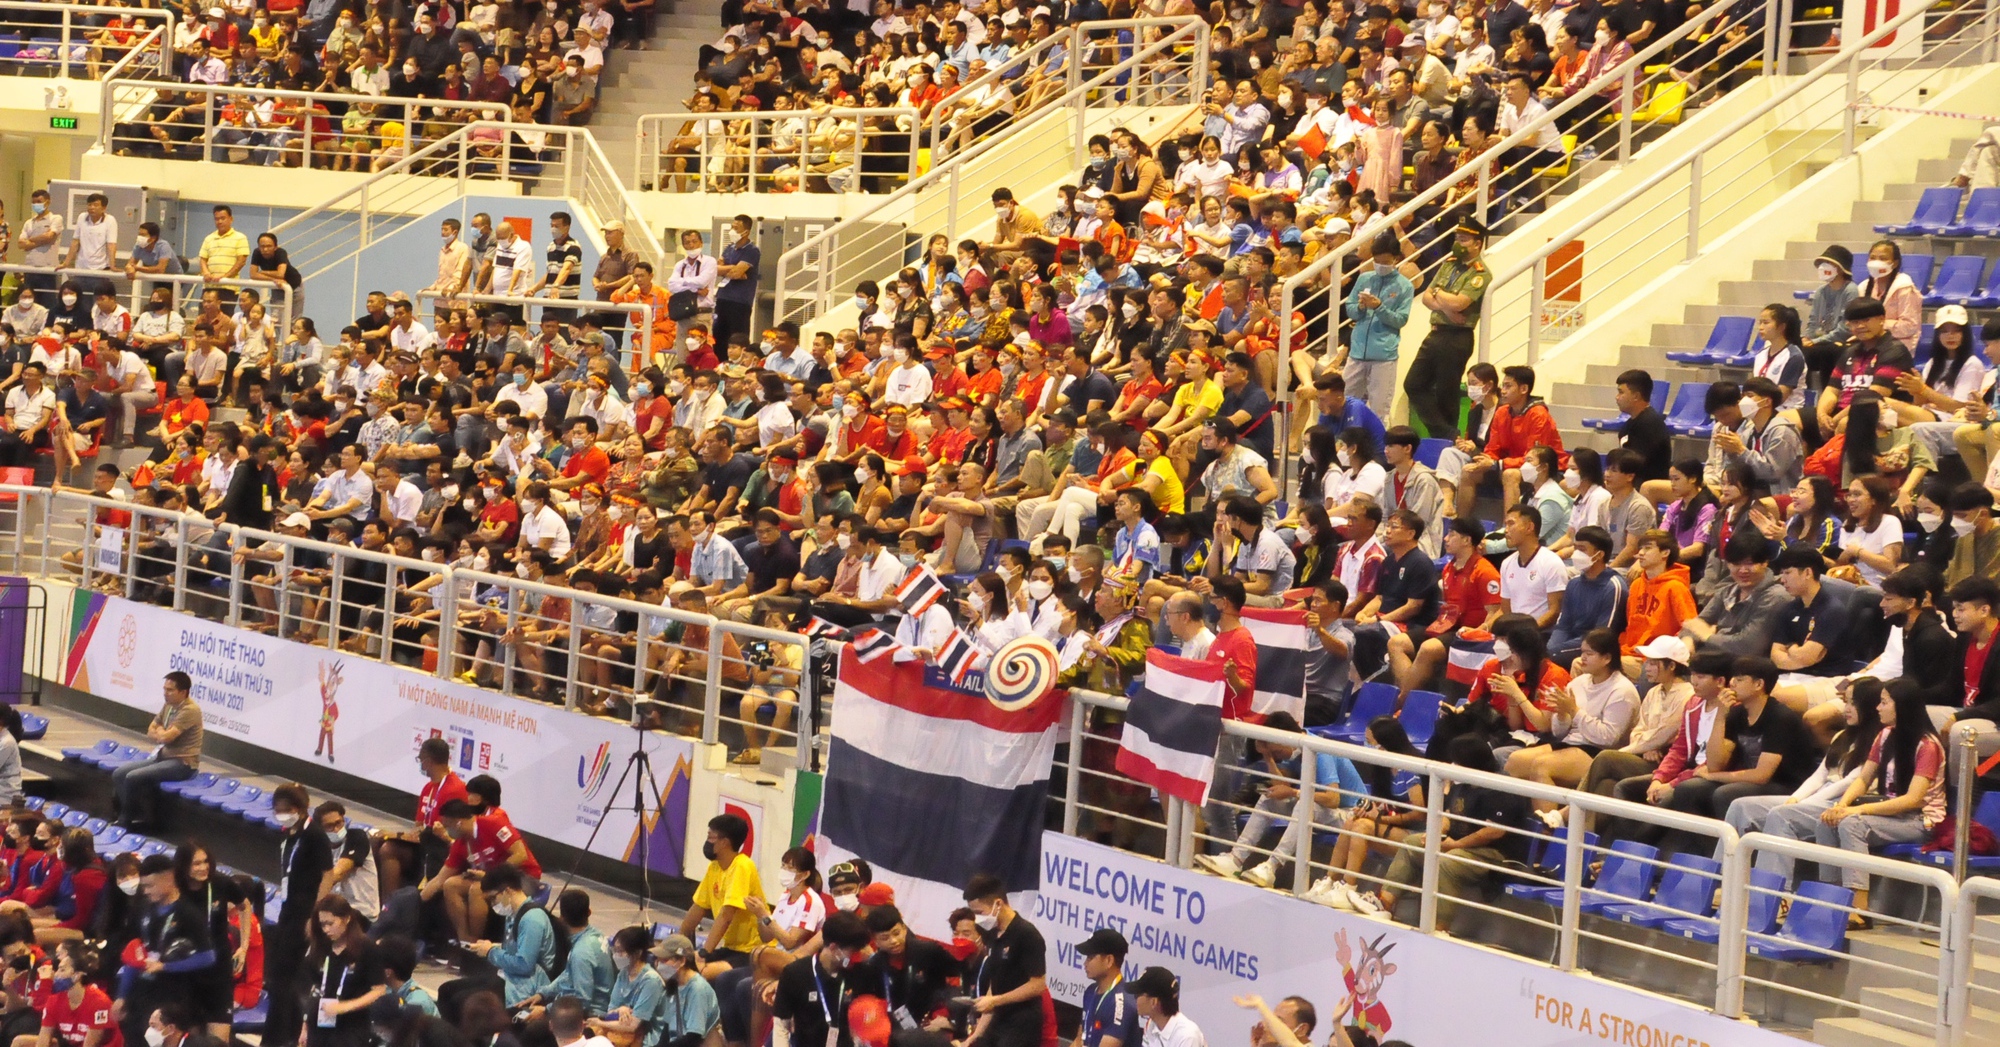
[1621,565,1698,653]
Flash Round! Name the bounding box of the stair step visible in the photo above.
[1812,1016,1937,1047]
[1856,985,2000,1041]
[1846,929,2000,992]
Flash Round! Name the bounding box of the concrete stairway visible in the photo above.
[1806,914,2000,1047]
[1546,142,1981,456]
[586,1,716,190]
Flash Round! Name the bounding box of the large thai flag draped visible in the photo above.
[1115,650,1227,805]
[820,645,1063,935]
[1238,605,1312,719]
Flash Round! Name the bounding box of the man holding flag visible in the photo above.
[1386,518,1503,707]
[1198,576,1262,851]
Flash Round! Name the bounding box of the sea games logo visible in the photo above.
[115,614,138,669]
[577,742,612,800]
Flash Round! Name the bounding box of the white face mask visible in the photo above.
[1817,262,1840,282]
[892,348,909,363]
[968,589,988,613]
[494,901,516,918]
[1954,518,1977,538]
[119,878,141,897]
[1335,448,1352,468]
[1466,382,1489,400]
[854,294,871,311]
[1570,550,1593,571]
[1520,461,1540,486]
[1594,28,1609,45]
[1739,396,1763,418]
[855,466,873,484]
[1066,565,1083,584]
[836,533,852,550]
[842,403,860,420]
[1491,639,1513,665]
[145,1031,165,1047]
[276,812,301,829]
[1564,467,1582,488]
[1121,302,1140,321]
[473,552,491,571]
[1917,511,1943,532]
[1026,579,1054,601]
[1866,259,1894,279]
[974,912,999,931]
[833,893,860,912]
[516,562,533,578]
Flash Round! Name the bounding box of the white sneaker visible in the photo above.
[1319,881,1358,911]
[1348,889,1388,918]
[1194,853,1243,878]
[1241,861,1278,888]
[1539,808,1565,830]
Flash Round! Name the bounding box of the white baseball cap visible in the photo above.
[1633,635,1691,665]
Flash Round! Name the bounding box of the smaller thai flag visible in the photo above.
[1116,650,1228,806]
[896,563,948,616]
[1442,631,1498,704]
[805,617,850,642]
[850,628,900,664]
[934,628,980,685]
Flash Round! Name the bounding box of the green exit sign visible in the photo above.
[47,116,77,130]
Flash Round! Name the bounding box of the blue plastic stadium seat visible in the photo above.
[22,797,43,811]
[1943,188,2000,236]
[1962,262,2000,309]
[61,740,116,764]
[233,992,268,1032]
[1747,880,1855,960]
[1578,841,1661,915]
[82,818,108,837]
[186,779,242,806]
[1874,187,1963,235]
[92,826,129,857]
[1662,867,1784,943]
[1914,792,2000,872]
[1924,256,1986,307]
[162,772,220,798]
[212,785,264,811]
[1396,690,1444,748]
[97,746,147,771]
[233,794,277,822]
[59,810,87,829]
[18,714,46,741]
[135,840,172,860]
[1582,381,1671,431]
[1504,828,1599,906]
[1416,438,1450,469]
[1322,682,1398,744]
[40,803,69,822]
[1665,316,1756,366]
[1598,853,1722,928]
[1663,382,1714,436]
[1902,254,1936,293]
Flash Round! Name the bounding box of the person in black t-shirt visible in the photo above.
[962,875,1045,1047]
[858,905,962,1034]
[120,854,218,1047]
[1614,369,1672,488]
[1652,656,1819,834]
[773,911,872,1047]
[265,784,334,1047]
[1363,510,1441,630]
[1768,546,1854,678]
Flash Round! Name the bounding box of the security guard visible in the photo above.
[1401,217,1491,439]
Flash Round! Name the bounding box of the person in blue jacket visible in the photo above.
[1339,231,1415,415]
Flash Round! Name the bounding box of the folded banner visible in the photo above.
[1116,649,1227,805]
[1237,605,1311,719]
[821,645,1063,933]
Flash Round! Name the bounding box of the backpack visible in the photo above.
[518,902,572,975]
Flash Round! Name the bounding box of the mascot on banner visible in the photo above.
[1332,929,1398,1037]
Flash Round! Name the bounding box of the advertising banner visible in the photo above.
[59,590,693,874]
[1037,834,1793,1047]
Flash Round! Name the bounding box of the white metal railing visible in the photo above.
[1059,686,1985,1045]
[1954,874,2000,1047]
[8,486,816,766]
[0,2,169,81]
[633,105,921,195]
[97,79,514,170]
[0,263,297,336]
[267,122,666,323]
[414,290,657,373]
[1476,0,2000,368]
[772,17,1207,327]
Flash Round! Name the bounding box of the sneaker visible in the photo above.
[1319,881,1358,911]
[1539,808,1565,830]
[1241,861,1277,888]
[1578,145,1600,161]
[1348,889,1387,918]
[1194,853,1243,878]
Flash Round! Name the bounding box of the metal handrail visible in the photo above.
[0,263,297,332]
[1476,0,1979,363]
[773,16,1207,326]
[0,2,171,82]
[632,105,920,194]
[96,77,515,158]
[413,289,656,371]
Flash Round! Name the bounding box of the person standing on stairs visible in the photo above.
[714,215,761,351]
[1401,217,1490,440]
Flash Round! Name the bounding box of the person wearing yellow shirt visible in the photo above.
[679,813,767,978]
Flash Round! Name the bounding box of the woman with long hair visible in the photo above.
[1307,715,1427,913]
[1658,458,1719,573]
[1292,503,1344,589]
[1837,475,1904,585]
[303,895,386,1047]
[1724,677,1886,861]
[1697,461,1768,603]
[176,841,253,1041]
[745,846,825,951]
[1857,239,1923,350]
[1757,475,1840,563]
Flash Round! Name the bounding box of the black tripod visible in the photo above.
[562,704,673,917]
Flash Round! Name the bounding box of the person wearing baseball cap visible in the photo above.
[1075,930,1138,1047]
[1130,967,1200,1047]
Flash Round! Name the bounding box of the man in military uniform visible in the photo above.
[1401,218,1491,438]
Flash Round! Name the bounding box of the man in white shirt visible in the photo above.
[665,230,719,314]
[351,341,391,398]
[1131,968,1204,1047]
[489,222,536,314]
[387,300,438,355]
[18,189,64,307]
[374,465,425,530]
[564,25,606,76]
[1498,502,1570,630]
[309,444,375,523]
[495,358,549,419]
[64,193,120,295]
[103,342,156,448]
[516,481,573,558]
[1496,73,1564,206]
[90,290,133,341]
[0,362,56,466]
[869,0,908,41]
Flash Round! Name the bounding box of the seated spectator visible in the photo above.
[1720,676,1884,869]
[1194,711,1365,886]
[1387,518,1500,704]
[1546,526,1626,667]
[1621,530,1696,665]
[1367,737,1531,922]
[1454,363,1562,518]
[111,671,203,830]
[1682,533,1792,657]
[424,798,542,947]
[1504,628,1640,801]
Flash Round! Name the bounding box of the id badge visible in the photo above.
[823,1028,840,1047]
[317,998,339,1028]
[891,1006,919,1031]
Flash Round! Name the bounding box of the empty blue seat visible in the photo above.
[18,714,46,741]
[59,810,87,829]
[1875,187,1963,235]
[1320,682,1398,744]
[1961,262,2000,309]
[1665,316,1756,365]
[1578,841,1661,914]
[163,772,222,798]
[1504,827,1598,906]
[1582,381,1671,431]
[186,778,242,805]
[211,785,263,811]
[233,795,277,821]
[1923,255,1985,307]
[1598,853,1722,928]
[40,803,69,821]
[83,818,108,837]
[1748,880,1855,960]
[97,746,146,770]
[92,826,129,857]
[1416,438,1450,468]
[1943,187,2000,236]
[135,840,172,860]
[1397,690,1444,748]
[1663,382,1714,436]
[1902,253,1936,293]
[1662,867,1784,943]
[61,740,116,764]
[22,797,43,811]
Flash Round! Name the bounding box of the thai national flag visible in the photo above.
[933,627,981,685]
[821,645,1064,933]
[1116,649,1228,805]
[850,628,900,663]
[895,562,949,616]
[1238,605,1312,719]
[1443,630,1498,704]
[805,617,850,642]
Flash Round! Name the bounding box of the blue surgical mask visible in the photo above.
[633,382,652,398]
[29,203,44,215]
[514,373,529,387]
[50,978,73,993]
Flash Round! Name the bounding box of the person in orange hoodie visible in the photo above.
[1456,363,1566,517]
[1621,529,1698,673]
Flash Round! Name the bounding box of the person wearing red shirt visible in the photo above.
[34,941,119,1047]
[1457,364,1567,518]
[473,476,521,545]
[630,374,673,451]
[1388,517,1503,706]
[926,399,974,464]
[877,406,920,461]
[4,819,56,906]
[552,416,611,493]
[426,798,542,945]
[1199,576,1262,849]
[833,393,887,462]
[928,344,969,400]
[963,348,1004,407]
[377,736,466,896]
[683,324,721,370]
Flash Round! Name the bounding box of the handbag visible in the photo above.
[667,290,700,321]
